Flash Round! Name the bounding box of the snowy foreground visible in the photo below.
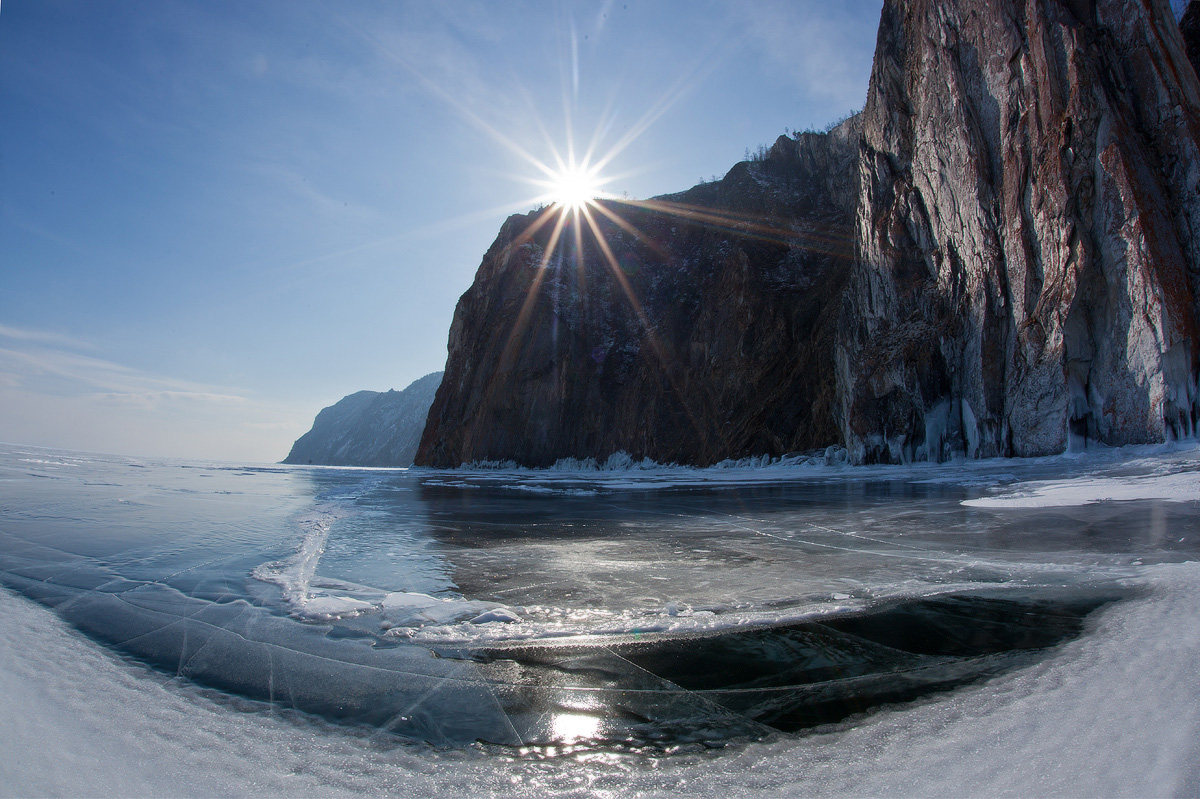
[1,442,1199,797]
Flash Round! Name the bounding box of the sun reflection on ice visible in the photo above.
[551,710,604,743]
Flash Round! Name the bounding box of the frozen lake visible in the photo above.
[2,442,1199,796]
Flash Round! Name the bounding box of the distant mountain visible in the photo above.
[417,0,1200,467]
[284,372,442,467]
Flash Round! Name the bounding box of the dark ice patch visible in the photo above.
[465,587,1127,743]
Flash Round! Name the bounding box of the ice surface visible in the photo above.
[2,565,1198,797]
[250,504,348,612]
[470,608,521,624]
[2,442,1200,796]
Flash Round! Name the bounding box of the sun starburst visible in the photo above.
[538,159,606,212]
[340,8,852,456]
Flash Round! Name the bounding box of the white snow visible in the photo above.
[964,469,1200,508]
[298,595,376,619]
[380,590,442,609]
[469,608,521,624]
[378,591,518,631]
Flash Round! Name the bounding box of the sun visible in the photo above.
[545,160,604,212]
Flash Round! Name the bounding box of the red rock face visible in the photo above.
[419,0,1200,468]
[837,0,1200,462]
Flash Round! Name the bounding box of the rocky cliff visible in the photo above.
[1182,0,1200,74]
[417,120,861,467]
[418,0,1200,467]
[284,372,442,466]
[838,0,1200,462]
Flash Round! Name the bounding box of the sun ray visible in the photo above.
[506,203,561,254]
[586,199,675,263]
[335,5,757,237]
[579,205,656,343]
[579,203,711,445]
[586,40,737,177]
[625,198,855,258]
[498,208,571,372]
[563,205,580,304]
[460,206,570,461]
[332,14,572,189]
[336,4,860,464]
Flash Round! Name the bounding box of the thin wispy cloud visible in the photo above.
[243,420,306,432]
[732,0,880,114]
[0,322,96,350]
[1,203,91,255]
[0,321,310,460]
[93,391,248,409]
[0,323,247,404]
[249,162,384,225]
[0,346,137,392]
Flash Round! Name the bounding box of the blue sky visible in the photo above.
[1,0,882,462]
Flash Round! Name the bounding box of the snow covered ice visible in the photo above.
[1,442,1199,796]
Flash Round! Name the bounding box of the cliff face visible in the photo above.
[284,371,442,466]
[418,0,1200,468]
[838,0,1200,462]
[417,121,860,467]
[1182,1,1200,76]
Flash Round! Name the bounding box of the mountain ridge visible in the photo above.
[284,372,442,467]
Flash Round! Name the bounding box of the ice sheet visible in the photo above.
[2,565,1197,797]
[2,441,1200,793]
